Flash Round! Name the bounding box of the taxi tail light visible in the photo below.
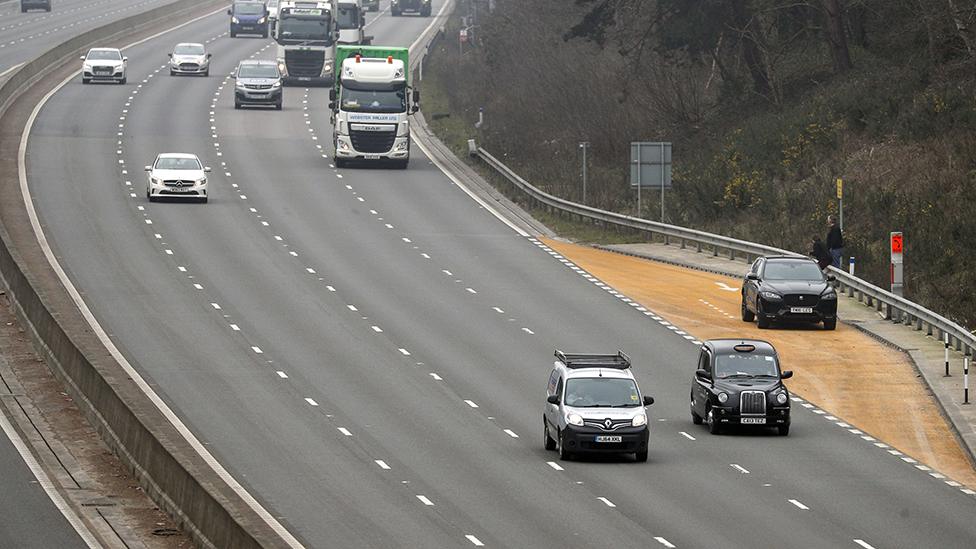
[387,56,393,64]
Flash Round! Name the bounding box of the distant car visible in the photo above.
[363,0,379,11]
[690,339,792,436]
[543,350,654,462]
[21,0,51,12]
[145,153,211,203]
[169,43,211,76]
[81,48,127,84]
[234,60,282,110]
[391,0,430,16]
[741,256,838,330]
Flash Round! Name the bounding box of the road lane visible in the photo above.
[22,1,976,547]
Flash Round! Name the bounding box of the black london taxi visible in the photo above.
[690,339,792,436]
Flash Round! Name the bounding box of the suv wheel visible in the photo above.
[543,420,556,451]
[557,429,572,461]
[707,408,721,435]
[741,299,754,322]
[756,300,770,329]
[823,319,836,330]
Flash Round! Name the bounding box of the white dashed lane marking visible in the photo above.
[596,497,616,508]
[788,499,810,510]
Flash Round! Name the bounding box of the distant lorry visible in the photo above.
[362,0,379,11]
[391,0,431,16]
[229,1,270,38]
[330,46,420,168]
[21,0,51,12]
[337,0,372,45]
[275,0,339,86]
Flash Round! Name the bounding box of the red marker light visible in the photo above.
[388,56,393,64]
[355,54,361,63]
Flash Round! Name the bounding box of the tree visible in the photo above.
[822,0,853,72]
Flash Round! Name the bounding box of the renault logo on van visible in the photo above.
[604,419,613,429]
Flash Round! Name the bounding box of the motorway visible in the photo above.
[0,0,198,547]
[19,0,976,547]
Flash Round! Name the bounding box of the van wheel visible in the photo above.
[543,420,556,451]
[707,408,721,435]
[635,449,648,463]
[557,430,572,461]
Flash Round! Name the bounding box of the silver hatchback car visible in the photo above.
[169,43,212,76]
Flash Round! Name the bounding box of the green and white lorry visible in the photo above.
[329,46,420,168]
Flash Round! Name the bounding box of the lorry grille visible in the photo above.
[350,129,396,153]
[740,391,766,415]
[284,50,324,77]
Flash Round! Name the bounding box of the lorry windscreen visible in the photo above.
[341,88,405,113]
[278,17,330,40]
[336,5,359,29]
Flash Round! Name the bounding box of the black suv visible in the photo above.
[741,256,838,330]
[691,340,792,436]
[391,0,431,16]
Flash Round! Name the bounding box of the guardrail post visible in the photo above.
[696,241,702,253]
[680,238,686,250]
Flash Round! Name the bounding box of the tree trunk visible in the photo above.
[822,0,852,72]
[947,0,975,56]
[731,1,771,97]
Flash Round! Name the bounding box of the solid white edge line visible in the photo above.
[407,0,529,239]
[18,6,304,548]
[0,410,100,548]
[0,61,25,79]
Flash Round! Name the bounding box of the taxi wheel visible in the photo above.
[707,408,721,435]
[543,420,556,451]
[557,430,572,461]
[635,449,648,463]
[778,424,790,436]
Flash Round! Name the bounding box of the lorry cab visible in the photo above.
[330,47,419,168]
[337,0,372,45]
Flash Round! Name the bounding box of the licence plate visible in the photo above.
[364,154,380,160]
[594,435,622,443]
[790,307,813,314]
[298,76,311,81]
[741,418,766,424]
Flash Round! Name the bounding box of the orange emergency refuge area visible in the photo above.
[543,238,976,488]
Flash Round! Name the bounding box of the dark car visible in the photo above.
[21,0,51,12]
[233,60,282,110]
[391,0,431,16]
[741,256,838,330]
[228,0,269,38]
[691,339,792,436]
[363,0,380,11]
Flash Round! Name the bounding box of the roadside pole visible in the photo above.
[890,232,904,297]
[965,358,970,405]
[579,141,589,204]
[636,144,642,218]
[836,178,844,231]
[945,333,951,377]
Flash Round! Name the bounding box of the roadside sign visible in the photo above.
[836,178,843,199]
[630,142,672,188]
[891,233,903,256]
[891,231,904,296]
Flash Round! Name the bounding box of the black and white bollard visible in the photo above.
[945,333,951,377]
[964,358,970,405]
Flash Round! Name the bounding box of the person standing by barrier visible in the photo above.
[826,215,844,268]
[811,236,831,271]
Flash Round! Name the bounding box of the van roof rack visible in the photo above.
[554,350,631,369]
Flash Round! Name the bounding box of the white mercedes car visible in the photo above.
[145,153,211,203]
[169,43,211,76]
[81,48,127,84]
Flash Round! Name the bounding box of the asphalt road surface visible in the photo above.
[0,0,205,547]
[23,0,976,547]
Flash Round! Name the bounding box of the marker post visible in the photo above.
[945,333,951,377]
[964,358,970,405]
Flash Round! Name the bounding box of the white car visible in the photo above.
[145,153,211,203]
[81,48,127,84]
[169,43,211,76]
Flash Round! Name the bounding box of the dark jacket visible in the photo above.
[811,239,831,270]
[827,225,844,250]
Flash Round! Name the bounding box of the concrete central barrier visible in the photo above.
[0,1,299,548]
